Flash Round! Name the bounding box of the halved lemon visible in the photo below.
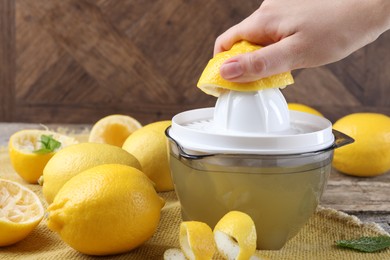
[0,179,44,246]
[197,41,294,97]
[89,114,142,147]
[214,211,257,260]
[179,221,216,259]
[9,130,78,183]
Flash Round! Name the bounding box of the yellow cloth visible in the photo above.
[0,146,389,260]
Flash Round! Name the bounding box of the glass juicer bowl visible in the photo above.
[166,88,353,250]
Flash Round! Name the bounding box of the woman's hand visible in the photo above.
[215,0,390,82]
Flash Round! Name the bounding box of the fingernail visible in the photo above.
[220,61,243,79]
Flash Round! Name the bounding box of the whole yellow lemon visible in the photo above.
[42,142,141,204]
[47,164,164,255]
[333,113,390,177]
[287,103,323,117]
[122,121,173,191]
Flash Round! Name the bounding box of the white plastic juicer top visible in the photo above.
[169,87,335,155]
[214,88,291,134]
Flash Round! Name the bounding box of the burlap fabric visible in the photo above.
[1,141,389,259]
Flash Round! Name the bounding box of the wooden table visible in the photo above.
[1,122,389,233]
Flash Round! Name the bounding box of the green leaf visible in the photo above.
[33,135,62,154]
[33,148,52,154]
[336,236,390,253]
[40,134,51,145]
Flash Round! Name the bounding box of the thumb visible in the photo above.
[220,37,302,82]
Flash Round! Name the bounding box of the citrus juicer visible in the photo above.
[214,88,290,134]
[165,87,354,250]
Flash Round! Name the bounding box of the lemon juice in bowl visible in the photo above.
[169,147,332,250]
[166,89,353,250]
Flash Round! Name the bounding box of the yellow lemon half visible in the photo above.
[9,130,78,183]
[47,164,165,255]
[287,103,323,117]
[122,120,173,192]
[180,221,216,260]
[214,211,257,260]
[333,113,390,177]
[197,41,294,97]
[88,114,142,147]
[42,142,141,204]
[0,179,44,246]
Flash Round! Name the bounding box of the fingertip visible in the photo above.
[213,25,243,56]
[219,53,267,82]
[213,42,224,56]
[214,38,234,56]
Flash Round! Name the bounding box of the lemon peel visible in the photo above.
[0,179,44,246]
[163,248,187,260]
[89,114,142,147]
[179,221,216,260]
[197,40,294,97]
[213,211,257,260]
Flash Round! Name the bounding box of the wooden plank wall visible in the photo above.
[1,0,389,124]
[0,0,15,122]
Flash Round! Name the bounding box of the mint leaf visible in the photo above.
[47,135,61,150]
[336,236,390,253]
[33,135,61,154]
[33,148,53,154]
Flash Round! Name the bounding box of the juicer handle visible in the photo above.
[165,126,354,160]
[165,126,214,160]
[331,129,355,149]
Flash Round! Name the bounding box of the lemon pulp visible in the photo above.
[0,179,44,246]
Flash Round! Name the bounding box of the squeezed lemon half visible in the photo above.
[8,129,78,184]
[89,114,142,147]
[0,179,44,246]
[197,41,294,97]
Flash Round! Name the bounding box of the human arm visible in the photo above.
[215,0,390,82]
